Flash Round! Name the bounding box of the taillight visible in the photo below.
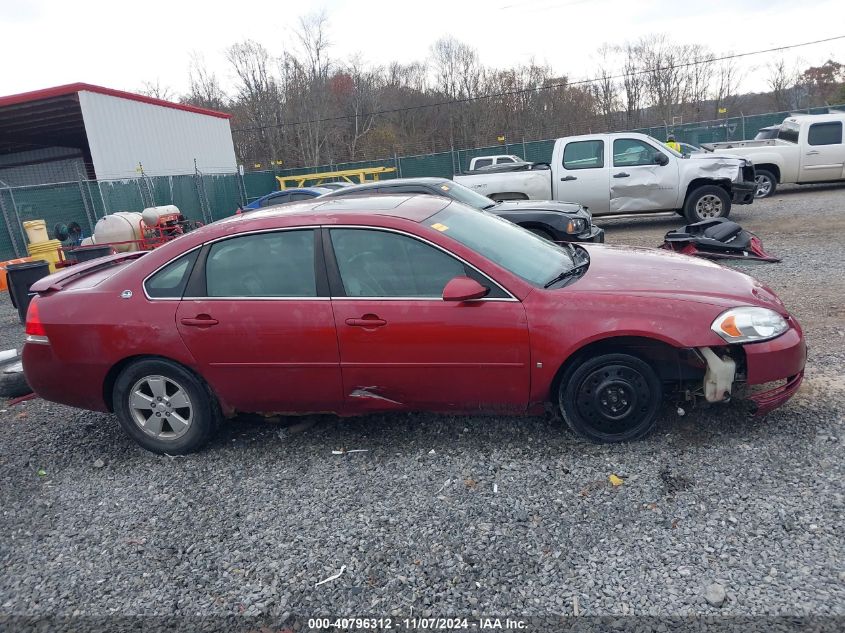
[25,299,49,343]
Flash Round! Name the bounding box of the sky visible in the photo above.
[2,0,845,99]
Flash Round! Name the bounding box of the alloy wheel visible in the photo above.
[128,375,194,440]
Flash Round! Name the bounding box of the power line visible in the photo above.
[231,34,845,134]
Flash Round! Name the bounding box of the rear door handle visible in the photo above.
[560,176,577,181]
[345,315,387,328]
[613,172,630,178]
[180,315,219,328]
[805,150,820,156]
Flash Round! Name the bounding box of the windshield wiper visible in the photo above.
[543,260,589,289]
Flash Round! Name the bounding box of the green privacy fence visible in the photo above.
[1,104,841,262]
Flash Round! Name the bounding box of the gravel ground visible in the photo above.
[1,185,844,627]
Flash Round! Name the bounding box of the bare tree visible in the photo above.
[592,45,620,131]
[139,79,174,100]
[183,53,228,110]
[767,58,800,111]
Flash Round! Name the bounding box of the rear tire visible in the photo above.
[113,358,220,454]
[754,169,777,198]
[557,353,662,443]
[683,185,731,223]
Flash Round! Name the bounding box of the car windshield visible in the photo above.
[436,181,497,210]
[427,203,576,286]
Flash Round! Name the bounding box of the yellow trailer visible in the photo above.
[276,166,396,190]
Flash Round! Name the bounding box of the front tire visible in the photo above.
[113,358,220,454]
[754,169,777,198]
[557,353,662,443]
[683,185,731,223]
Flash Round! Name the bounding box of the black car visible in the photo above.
[320,177,604,243]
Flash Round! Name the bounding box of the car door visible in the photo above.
[324,226,531,412]
[555,138,610,213]
[175,228,343,413]
[799,121,844,182]
[609,138,679,213]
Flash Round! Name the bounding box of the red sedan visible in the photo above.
[22,196,806,454]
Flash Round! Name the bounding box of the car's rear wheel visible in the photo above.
[683,185,731,223]
[754,169,777,198]
[113,358,219,454]
[557,353,662,443]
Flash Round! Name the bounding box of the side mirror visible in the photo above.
[654,153,669,166]
[442,276,489,302]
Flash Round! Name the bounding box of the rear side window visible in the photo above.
[808,122,842,146]
[473,158,493,169]
[498,157,515,163]
[260,193,288,208]
[563,140,604,170]
[146,250,199,299]
[205,230,316,297]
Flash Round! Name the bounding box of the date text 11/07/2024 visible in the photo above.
[307,617,528,630]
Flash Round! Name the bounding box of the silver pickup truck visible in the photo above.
[455,132,757,222]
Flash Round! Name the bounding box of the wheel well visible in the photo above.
[754,164,780,181]
[519,222,553,235]
[550,336,705,400]
[684,178,730,204]
[102,355,201,412]
[491,192,529,201]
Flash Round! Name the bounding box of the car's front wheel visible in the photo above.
[683,185,731,223]
[113,358,219,454]
[557,353,662,443]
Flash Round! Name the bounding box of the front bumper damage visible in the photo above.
[731,180,757,205]
[696,326,806,415]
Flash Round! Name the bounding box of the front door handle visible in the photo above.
[560,175,577,181]
[613,172,630,178]
[180,315,219,328]
[346,315,387,328]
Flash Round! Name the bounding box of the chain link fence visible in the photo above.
[1,104,842,262]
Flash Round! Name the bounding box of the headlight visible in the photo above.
[565,218,587,234]
[711,307,788,343]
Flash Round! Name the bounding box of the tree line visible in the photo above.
[141,13,845,170]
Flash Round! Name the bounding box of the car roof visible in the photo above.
[223,194,451,226]
[322,177,449,196]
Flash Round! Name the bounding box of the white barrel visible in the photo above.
[80,236,95,246]
[141,205,180,227]
[94,212,144,252]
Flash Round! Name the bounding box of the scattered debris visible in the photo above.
[677,406,686,416]
[660,467,693,494]
[428,449,436,455]
[93,458,105,469]
[7,393,36,406]
[464,479,477,489]
[315,565,346,587]
[608,474,624,487]
[36,468,46,477]
[572,595,580,616]
[493,483,498,494]
[704,583,727,607]
[435,479,450,494]
[579,480,605,497]
[331,449,369,455]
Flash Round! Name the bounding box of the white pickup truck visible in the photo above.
[701,113,845,198]
[468,154,523,170]
[454,132,757,222]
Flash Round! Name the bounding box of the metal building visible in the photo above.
[0,83,237,186]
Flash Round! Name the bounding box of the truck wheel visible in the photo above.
[684,186,731,223]
[557,353,662,443]
[754,169,777,198]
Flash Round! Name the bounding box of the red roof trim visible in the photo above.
[0,83,231,119]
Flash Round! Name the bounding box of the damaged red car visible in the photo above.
[22,195,806,454]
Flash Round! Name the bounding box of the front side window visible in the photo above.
[613,138,665,166]
[808,121,843,146]
[145,250,199,298]
[204,230,316,297]
[563,140,604,170]
[330,229,466,297]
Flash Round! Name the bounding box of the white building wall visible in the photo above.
[78,91,238,180]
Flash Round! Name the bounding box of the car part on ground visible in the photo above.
[22,195,805,454]
[0,349,31,398]
[661,218,780,262]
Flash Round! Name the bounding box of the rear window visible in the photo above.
[778,121,800,144]
[563,140,604,170]
[808,121,842,146]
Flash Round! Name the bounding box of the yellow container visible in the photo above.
[27,239,62,272]
[23,219,49,245]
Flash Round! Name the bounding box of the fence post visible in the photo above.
[394,152,402,178]
[522,136,527,160]
[0,187,24,258]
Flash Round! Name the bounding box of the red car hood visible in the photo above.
[568,244,785,311]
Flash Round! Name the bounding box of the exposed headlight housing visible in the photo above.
[565,218,587,234]
[711,307,788,343]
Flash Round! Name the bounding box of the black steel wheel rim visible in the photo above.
[574,363,652,434]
